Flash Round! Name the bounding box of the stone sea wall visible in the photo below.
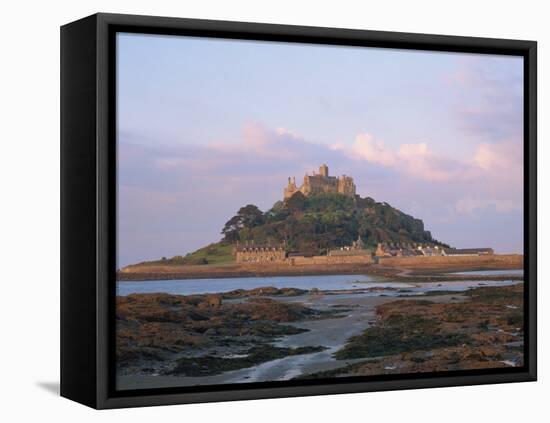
[377,254,523,268]
[288,255,373,265]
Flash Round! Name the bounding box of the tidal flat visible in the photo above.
[116,274,524,390]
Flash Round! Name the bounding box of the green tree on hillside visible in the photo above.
[221,204,265,241]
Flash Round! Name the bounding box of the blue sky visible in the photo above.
[116,32,524,267]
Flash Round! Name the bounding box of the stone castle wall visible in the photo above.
[337,176,356,197]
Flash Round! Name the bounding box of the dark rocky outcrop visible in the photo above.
[116,288,333,376]
[298,284,524,379]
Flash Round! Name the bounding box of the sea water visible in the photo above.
[116,272,521,297]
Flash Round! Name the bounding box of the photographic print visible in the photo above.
[115,33,524,391]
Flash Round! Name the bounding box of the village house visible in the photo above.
[234,241,286,263]
[375,242,494,258]
[234,236,373,265]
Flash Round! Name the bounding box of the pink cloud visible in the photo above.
[347,131,523,216]
[455,140,523,214]
[208,122,317,160]
[350,133,457,182]
[473,141,522,173]
[455,196,518,215]
[352,134,397,167]
[118,120,524,262]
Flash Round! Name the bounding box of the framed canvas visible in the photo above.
[60,13,537,409]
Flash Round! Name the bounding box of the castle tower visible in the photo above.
[319,164,329,177]
[284,176,298,199]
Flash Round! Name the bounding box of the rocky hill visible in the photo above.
[142,192,447,267]
[224,192,445,252]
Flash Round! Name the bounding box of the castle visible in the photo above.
[284,164,356,200]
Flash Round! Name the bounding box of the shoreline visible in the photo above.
[117,259,523,282]
[116,282,523,390]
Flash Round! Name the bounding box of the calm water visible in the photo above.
[116,274,380,296]
[116,273,521,297]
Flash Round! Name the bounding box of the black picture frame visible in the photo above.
[61,12,537,409]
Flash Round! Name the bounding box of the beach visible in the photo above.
[116,270,524,390]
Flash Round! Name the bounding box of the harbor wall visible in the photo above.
[288,255,373,265]
[377,254,523,268]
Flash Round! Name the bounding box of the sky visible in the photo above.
[116,32,524,267]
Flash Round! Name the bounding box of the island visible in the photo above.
[118,164,522,281]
